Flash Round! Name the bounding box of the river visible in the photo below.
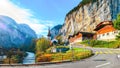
[23,52,35,64]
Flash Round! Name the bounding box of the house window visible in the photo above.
[98,35,100,38]
[107,33,109,35]
[114,31,118,34]
[102,34,105,36]
[113,31,115,34]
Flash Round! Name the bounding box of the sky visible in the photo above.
[0,0,81,37]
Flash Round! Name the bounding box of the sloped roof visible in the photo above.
[68,31,94,39]
[94,21,113,31]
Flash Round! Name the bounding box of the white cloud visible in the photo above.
[0,0,55,36]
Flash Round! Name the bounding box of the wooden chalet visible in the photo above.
[94,21,119,41]
[68,32,94,43]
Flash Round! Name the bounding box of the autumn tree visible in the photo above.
[36,37,50,52]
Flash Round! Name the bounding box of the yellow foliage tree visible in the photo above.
[36,37,50,52]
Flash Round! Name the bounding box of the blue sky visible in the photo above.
[0,0,81,37]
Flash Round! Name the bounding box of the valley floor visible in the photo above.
[1,46,120,68]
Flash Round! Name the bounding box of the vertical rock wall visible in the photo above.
[61,0,120,41]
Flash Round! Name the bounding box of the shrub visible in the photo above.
[36,54,52,62]
[4,49,25,64]
[46,48,52,53]
[3,55,20,64]
[10,55,19,63]
[113,13,120,40]
[36,52,44,58]
[3,58,10,64]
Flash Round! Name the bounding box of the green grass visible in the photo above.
[67,48,90,53]
[37,46,93,62]
[44,46,93,62]
[51,48,93,62]
[81,40,120,48]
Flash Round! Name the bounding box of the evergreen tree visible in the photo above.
[113,13,120,40]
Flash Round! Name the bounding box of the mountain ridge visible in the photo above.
[0,15,37,48]
[50,25,62,39]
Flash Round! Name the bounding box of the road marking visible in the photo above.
[109,51,113,54]
[95,51,99,55]
[114,51,118,54]
[95,50,120,55]
[96,62,111,68]
[99,51,103,54]
[104,51,108,54]
[116,51,120,54]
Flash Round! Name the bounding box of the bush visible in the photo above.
[36,54,52,62]
[3,55,21,64]
[3,58,10,64]
[46,48,52,53]
[116,33,120,40]
[36,52,44,58]
[4,49,25,64]
[10,55,19,63]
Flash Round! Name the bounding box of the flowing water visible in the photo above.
[23,52,35,64]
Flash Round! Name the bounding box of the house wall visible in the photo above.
[69,33,82,43]
[96,25,118,40]
[69,24,118,43]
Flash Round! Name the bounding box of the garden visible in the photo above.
[35,37,93,63]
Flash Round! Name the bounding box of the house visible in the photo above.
[68,32,94,43]
[68,21,119,43]
[94,21,119,41]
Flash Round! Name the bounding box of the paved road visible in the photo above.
[38,48,120,68]
[1,46,120,68]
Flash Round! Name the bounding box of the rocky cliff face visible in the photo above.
[0,15,37,48]
[61,0,120,41]
[50,25,62,39]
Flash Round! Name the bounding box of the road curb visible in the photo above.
[0,60,72,67]
[37,60,72,65]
